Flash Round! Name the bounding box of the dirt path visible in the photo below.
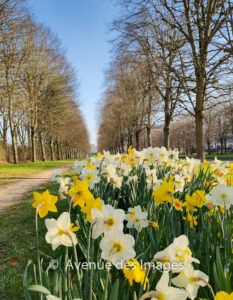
[0,165,72,212]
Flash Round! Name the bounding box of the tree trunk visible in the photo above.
[121,142,124,153]
[39,132,46,161]
[60,143,63,160]
[2,117,8,161]
[147,126,152,147]
[50,139,54,161]
[9,123,18,164]
[163,123,170,150]
[11,129,18,164]
[31,126,36,162]
[195,110,205,161]
[207,138,211,155]
[224,136,227,153]
[56,141,60,160]
[135,130,140,150]
[163,97,171,149]
[219,136,224,154]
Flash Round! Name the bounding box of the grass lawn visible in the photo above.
[0,159,77,185]
[0,170,75,299]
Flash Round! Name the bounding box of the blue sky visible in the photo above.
[27,0,119,146]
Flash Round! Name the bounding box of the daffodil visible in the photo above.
[32,190,58,218]
[152,181,175,206]
[126,205,148,232]
[80,168,100,189]
[214,291,233,300]
[173,199,183,212]
[58,177,71,195]
[183,190,207,212]
[100,230,135,266]
[81,197,103,221]
[140,272,187,300]
[51,170,61,183]
[68,179,94,207]
[172,263,209,300]
[123,258,148,290]
[183,212,198,229]
[206,185,233,209]
[128,145,135,155]
[153,235,199,270]
[45,212,78,250]
[91,204,125,238]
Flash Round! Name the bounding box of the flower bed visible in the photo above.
[24,147,233,300]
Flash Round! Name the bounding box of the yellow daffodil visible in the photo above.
[128,155,136,167]
[173,199,183,211]
[69,223,79,232]
[32,190,58,218]
[68,179,93,207]
[152,181,175,206]
[214,291,233,300]
[81,197,103,221]
[151,221,159,228]
[123,258,148,290]
[128,145,135,155]
[183,190,206,212]
[86,163,96,171]
[183,212,198,229]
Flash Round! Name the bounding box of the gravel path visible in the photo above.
[0,165,72,212]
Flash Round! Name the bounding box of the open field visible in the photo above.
[0,160,76,185]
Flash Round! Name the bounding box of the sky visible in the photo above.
[27,0,119,146]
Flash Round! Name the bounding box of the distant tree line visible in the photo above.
[152,102,233,154]
[0,0,89,163]
[98,0,233,160]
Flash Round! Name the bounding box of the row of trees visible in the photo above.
[152,102,233,154]
[0,0,89,163]
[98,0,233,160]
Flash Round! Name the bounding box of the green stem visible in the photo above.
[73,244,82,296]
[103,270,109,300]
[64,247,68,300]
[89,235,93,300]
[85,227,92,297]
[35,213,43,300]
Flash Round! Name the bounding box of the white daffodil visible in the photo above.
[45,212,78,250]
[73,160,87,174]
[58,177,71,194]
[173,235,200,265]
[159,147,169,162]
[206,184,233,209]
[81,167,100,189]
[91,204,125,239]
[101,164,116,180]
[174,174,185,193]
[172,263,209,300]
[126,205,148,232]
[144,147,159,163]
[153,235,199,272]
[51,170,61,183]
[111,174,123,188]
[119,163,131,176]
[100,230,135,266]
[140,272,187,300]
[145,169,158,189]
